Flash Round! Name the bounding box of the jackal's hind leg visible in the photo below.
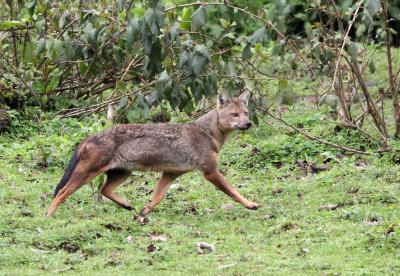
[100,169,133,210]
[140,172,181,216]
[46,170,102,217]
[203,170,261,210]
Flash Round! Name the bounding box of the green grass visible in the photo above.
[2,48,400,275]
[1,102,400,275]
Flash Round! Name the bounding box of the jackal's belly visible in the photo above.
[111,150,196,173]
[123,161,193,172]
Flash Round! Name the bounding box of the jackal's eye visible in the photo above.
[244,112,249,116]
[231,113,239,117]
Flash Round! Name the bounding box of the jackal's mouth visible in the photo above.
[235,124,252,130]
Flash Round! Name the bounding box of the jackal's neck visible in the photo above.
[195,109,232,152]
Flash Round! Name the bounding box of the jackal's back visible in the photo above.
[77,122,216,173]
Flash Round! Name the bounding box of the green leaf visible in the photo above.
[116,96,128,111]
[220,18,229,29]
[347,42,359,60]
[40,94,48,106]
[365,0,381,17]
[180,7,192,31]
[242,44,252,60]
[369,60,376,74]
[158,70,169,84]
[289,53,297,70]
[35,19,45,36]
[144,8,155,27]
[191,6,206,31]
[126,25,134,48]
[1,21,23,29]
[27,1,36,17]
[193,44,210,60]
[59,10,71,29]
[24,42,35,63]
[389,28,398,35]
[192,56,208,76]
[136,93,149,118]
[250,27,266,46]
[154,8,165,26]
[35,38,46,56]
[116,0,124,10]
[325,94,338,108]
[388,6,400,20]
[179,51,191,68]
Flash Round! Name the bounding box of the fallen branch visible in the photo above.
[257,106,382,155]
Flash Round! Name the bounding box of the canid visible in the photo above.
[46,91,260,217]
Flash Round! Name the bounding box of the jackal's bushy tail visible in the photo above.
[54,148,79,197]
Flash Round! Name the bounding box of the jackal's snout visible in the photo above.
[236,121,252,130]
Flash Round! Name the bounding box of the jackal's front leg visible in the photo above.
[140,172,181,216]
[203,170,260,210]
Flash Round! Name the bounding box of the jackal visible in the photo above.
[46,91,260,217]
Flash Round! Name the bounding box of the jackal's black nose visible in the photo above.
[246,122,252,129]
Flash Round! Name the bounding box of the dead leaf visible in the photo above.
[271,161,284,168]
[93,194,103,202]
[272,189,284,195]
[318,204,339,211]
[301,247,310,253]
[146,244,160,252]
[39,192,47,200]
[134,214,149,225]
[217,262,237,269]
[30,248,50,253]
[305,95,317,104]
[294,160,307,171]
[281,223,298,231]
[148,232,168,242]
[53,267,73,273]
[259,214,273,220]
[102,195,109,201]
[196,242,216,254]
[205,208,215,213]
[59,241,80,253]
[126,235,133,243]
[362,220,378,226]
[80,253,88,260]
[222,203,234,210]
[104,223,122,231]
[309,164,328,172]
[279,107,289,113]
[21,211,34,217]
[170,184,184,190]
[36,227,44,233]
[362,218,378,226]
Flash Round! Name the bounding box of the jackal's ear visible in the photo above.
[217,92,231,109]
[239,90,250,106]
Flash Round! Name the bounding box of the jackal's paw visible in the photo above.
[122,204,135,211]
[245,202,261,210]
[140,206,151,216]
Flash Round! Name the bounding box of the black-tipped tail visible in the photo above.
[54,148,80,197]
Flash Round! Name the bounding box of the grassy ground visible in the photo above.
[1,99,400,275]
[1,49,400,275]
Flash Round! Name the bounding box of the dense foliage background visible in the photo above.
[1,0,399,148]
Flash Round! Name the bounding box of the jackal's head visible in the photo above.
[217,91,252,131]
